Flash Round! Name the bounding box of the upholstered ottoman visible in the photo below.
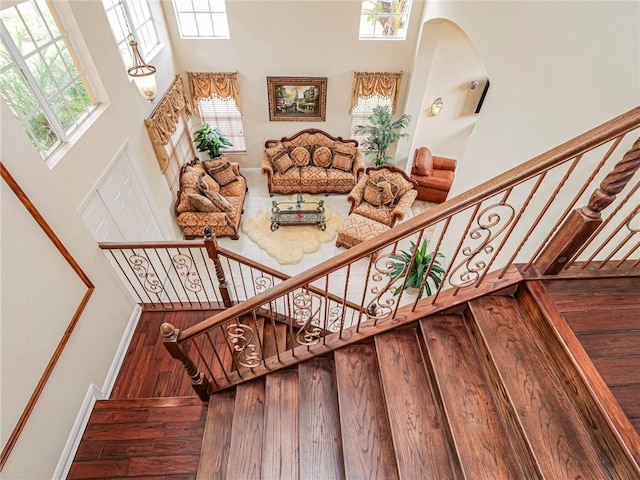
[336,213,391,249]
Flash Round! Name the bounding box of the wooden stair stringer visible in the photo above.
[208,266,524,392]
[521,280,640,473]
[468,295,624,479]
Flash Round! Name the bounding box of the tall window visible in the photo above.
[349,72,402,143]
[359,0,412,40]
[172,0,230,39]
[0,0,98,160]
[188,72,245,153]
[102,0,159,71]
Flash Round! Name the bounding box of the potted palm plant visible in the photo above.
[389,239,445,298]
[353,105,411,166]
[193,123,233,159]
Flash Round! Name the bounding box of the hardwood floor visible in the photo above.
[543,277,640,434]
[111,310,223,399]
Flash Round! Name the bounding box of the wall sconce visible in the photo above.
[120,1,157,102]
[430,97,443,116]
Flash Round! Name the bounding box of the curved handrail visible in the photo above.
[177,106,640,341]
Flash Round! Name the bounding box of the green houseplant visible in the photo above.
[389,240,445,298]
[193,123,233,159]
[353,105,411,166]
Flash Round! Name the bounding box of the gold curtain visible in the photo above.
[349,71,403,113]
[144,75,192,172]
[187,71,242,113]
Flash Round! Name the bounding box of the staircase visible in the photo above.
[192,281,639,479]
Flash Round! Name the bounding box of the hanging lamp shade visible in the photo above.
[127,36,157,102]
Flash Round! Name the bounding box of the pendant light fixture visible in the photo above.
[119,1,157,102]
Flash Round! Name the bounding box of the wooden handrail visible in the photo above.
[177,106,640,341]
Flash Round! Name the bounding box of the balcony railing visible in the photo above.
[100,106,640,397]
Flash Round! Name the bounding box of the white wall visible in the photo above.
[416,1,640,196]
[162,0,426,167]
[0,1,181,477]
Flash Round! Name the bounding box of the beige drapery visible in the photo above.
[349,71,403,114]
[187,71,242,113]
[144,75,192,172]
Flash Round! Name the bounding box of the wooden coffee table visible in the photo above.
[270,197,326,231]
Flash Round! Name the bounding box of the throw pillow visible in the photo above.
[202,189,232,212]
[272,151,295,174]
[332,152,353,172]
[203,155,229,173]
[265,142,287,160]
[208,161,238,186]
[181,166,203,190]
[199,174,220,193]
[377,176,400,206]
[363,179,384,207]
[333,142,357,158]
[289,146,311,167]
[188,193,218,212]
[313,146,333,168]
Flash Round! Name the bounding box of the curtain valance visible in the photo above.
[349,71,403,113]
[187,71,242,113]
[144,75,192,172]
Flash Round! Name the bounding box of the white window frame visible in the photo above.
[101,0,160,71]
[172,0,230,39]
[164,115,196,195]
[196,95,246,153]
[350,94,393,144]
[359,0,412,40]
[0,0,100,161]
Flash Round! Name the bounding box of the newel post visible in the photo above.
[535,137,640,274]
[203,226,233,308]
[161,322,210,401]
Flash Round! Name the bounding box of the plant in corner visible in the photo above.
[193,123,233,159]
[353,105,411,166]
[389,239,445,299]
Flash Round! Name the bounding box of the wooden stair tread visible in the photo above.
[334,344,400,480]
[263,369,299,480]
[196,390,235,480]
[298,357,345,480]
[374,328,458,479]
[226,379,265,480]
[420,315,532,479]
[469,295,615,479]
[561,308,640,333]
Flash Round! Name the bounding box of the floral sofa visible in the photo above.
[174,156,247,239]
[262,129,365,196]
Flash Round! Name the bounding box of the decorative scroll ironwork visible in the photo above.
[292,291,322,346]
[172,253,202,293]
[326,305,344,332]
[449,203,516,288]
[128,254,163,294]
[226,322,261,368]
[364,254,403,320]
[254,275,273,294]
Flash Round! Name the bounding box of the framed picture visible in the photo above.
[267,76,327,122]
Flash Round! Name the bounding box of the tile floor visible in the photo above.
[216,168,433,278]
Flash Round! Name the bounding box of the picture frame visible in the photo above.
[267,76,327,122]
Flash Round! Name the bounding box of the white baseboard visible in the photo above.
[52,304,142,480]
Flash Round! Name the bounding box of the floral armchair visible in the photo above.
[336,166,417,249]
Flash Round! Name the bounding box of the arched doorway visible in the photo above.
[399,19,488,176]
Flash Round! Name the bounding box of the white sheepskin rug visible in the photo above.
[241,194,344,265]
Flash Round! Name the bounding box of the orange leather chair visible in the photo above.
[410,147,457,203]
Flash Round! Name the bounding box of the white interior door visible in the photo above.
[81,149,163,242]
